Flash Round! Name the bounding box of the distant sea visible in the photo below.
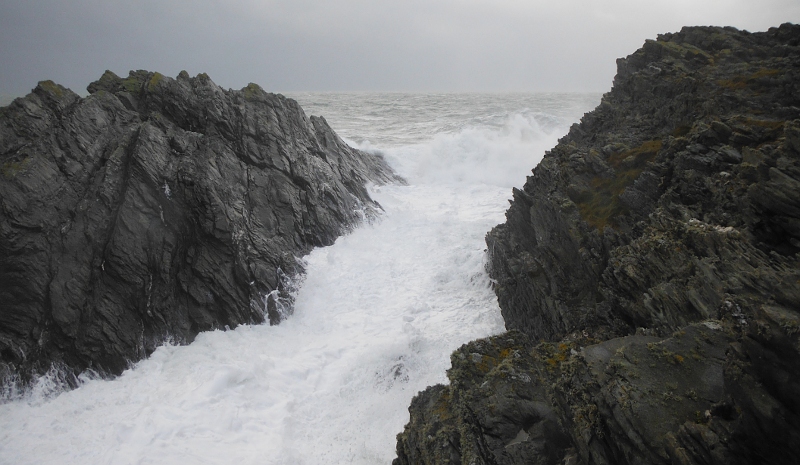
[0,92,600,465]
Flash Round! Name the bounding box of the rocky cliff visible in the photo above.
[0,70,400,388]
[395,24,800,465]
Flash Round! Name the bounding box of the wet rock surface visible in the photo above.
[395,24,800,465]
[0,70,400,387]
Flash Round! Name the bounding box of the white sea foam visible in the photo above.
[378,111,557,187]
[0,93,599,465]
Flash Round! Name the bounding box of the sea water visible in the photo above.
[0,93,599,464]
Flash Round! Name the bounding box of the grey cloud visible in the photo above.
[1,0,798,97]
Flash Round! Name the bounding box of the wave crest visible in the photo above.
[354,111,566,188]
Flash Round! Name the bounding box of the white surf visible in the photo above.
[0,93,599,465]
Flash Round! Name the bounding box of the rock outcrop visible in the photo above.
[0,70,400,388]
[395,24,800,465]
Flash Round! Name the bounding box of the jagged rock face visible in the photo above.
[488,23,800,342]
[0,70,400,383]
[395,24,800,465]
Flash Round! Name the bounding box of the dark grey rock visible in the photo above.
[0,70,401,388]
[396,23,800,465]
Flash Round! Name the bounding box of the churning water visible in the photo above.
[0,93,599,464]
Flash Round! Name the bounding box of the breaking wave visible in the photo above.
[0,93,599,465]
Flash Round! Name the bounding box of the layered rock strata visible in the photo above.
[0,70,399,386]
[395,23,800,465]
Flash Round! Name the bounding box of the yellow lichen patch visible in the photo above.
[671,125,692,137]
[461,351,491,374]
[717,68,782,90]
[607,140,662,169]
[538,341,574,372]
[741,118,784,130]
[573,403,599,429]
[432,390,454,421]
[575,139,662,229]
[734,117,786,146]
[474,349,515,373]
[475,356,494,373]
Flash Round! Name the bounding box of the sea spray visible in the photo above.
[0,93,599,465]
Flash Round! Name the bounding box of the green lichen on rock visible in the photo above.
[88,70,123,94]
[146,72,164,92]
[121,76,142,93]
[717,68,783,90]
[36,80,64,98]
[243,82,266,101]
[647,38,715,65]
[1,157,29,178]
[108,70,157,95]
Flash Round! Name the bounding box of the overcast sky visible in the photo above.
[1,0,798,96]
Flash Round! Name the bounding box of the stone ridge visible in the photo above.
[394,23,800,465]
[0,70,401,388]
